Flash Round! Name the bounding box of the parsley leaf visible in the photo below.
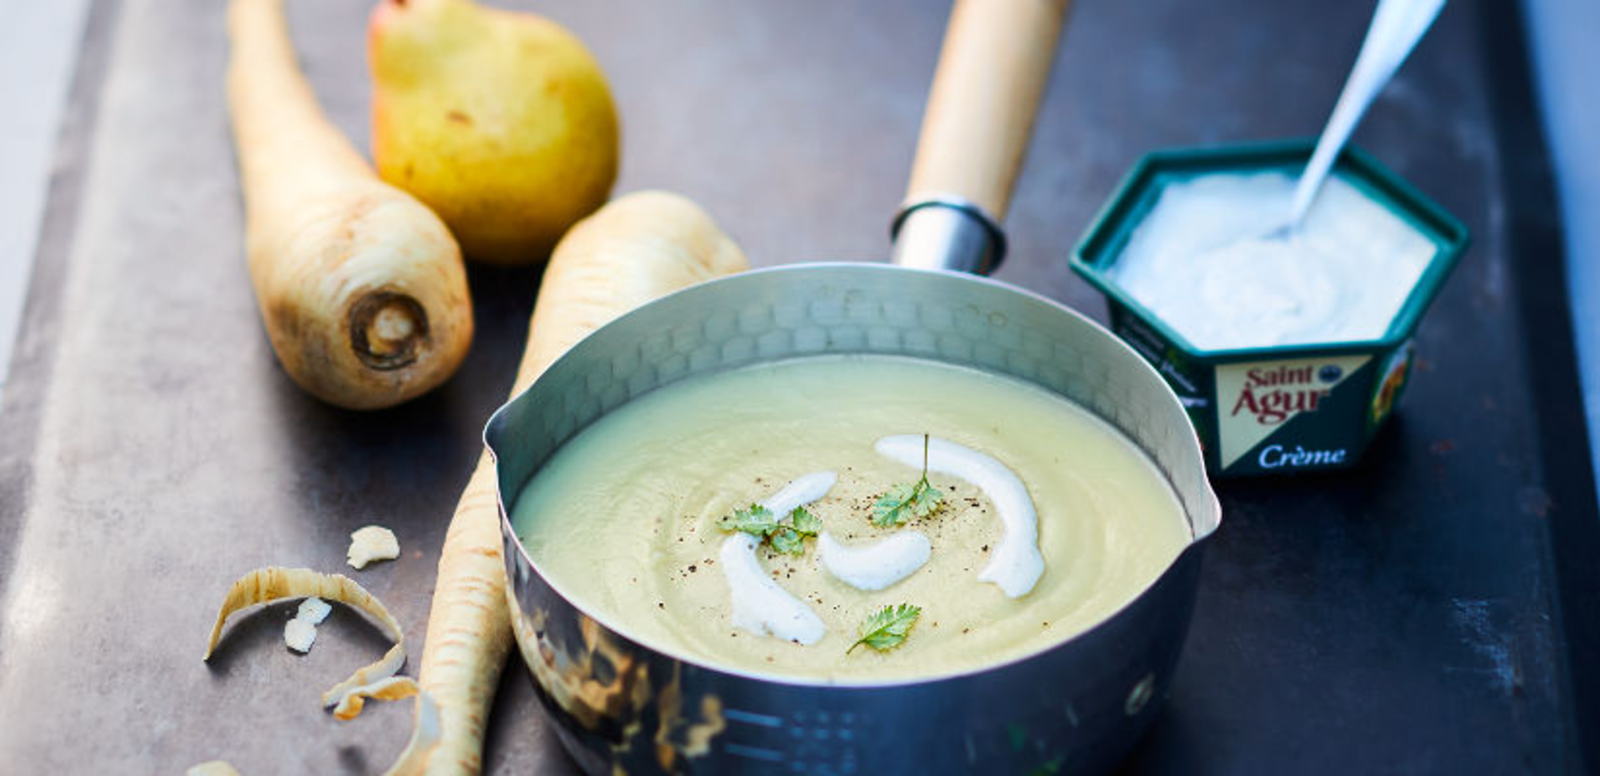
[848,603,922,653]
[872,435,944,526]
[718,503,821,555]
[872,481,943,525]
[789,506,821,537]
[769,526,804,555]
[718,504,778,536]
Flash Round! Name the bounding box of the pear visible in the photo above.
[369,0,620,265]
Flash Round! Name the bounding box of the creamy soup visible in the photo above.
[511,355,1189,682]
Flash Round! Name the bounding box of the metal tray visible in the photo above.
[0,0,1593,773]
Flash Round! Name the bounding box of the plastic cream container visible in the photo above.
[1072,140,1469,476]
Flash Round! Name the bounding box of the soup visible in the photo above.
[512,355,1188,682]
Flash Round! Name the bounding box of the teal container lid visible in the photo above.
[1071,139,1471,360]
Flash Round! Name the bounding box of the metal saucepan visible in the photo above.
[489,1,1221,772]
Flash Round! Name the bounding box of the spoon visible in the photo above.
[1275,0,1447,236]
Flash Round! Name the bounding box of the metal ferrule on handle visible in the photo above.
[890,195,1008,274]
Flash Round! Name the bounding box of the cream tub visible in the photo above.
[1072,140,1469,476]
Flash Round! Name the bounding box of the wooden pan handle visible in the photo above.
[905,0,1070,221]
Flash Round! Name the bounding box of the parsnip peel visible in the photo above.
[298,597,333,624]
[203,566,405,711]
[183,680,439,776]
[334,674,417,720]
[348,525,401,569]
[332,676,443,776]
[284,618,318,653]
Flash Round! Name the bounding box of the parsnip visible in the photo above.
[227,0,473,409]
[417,191,748,773]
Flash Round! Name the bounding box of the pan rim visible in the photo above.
[491,261,1222,689]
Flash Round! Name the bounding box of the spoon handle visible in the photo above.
[1288,0,1446,227]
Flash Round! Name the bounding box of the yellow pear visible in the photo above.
[369,0,620,265]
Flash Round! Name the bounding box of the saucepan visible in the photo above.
[489,0,1222,772]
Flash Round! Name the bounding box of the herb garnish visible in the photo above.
[872,434,943,526]
[719,504,780,535]
[718,504,820,556]
[848,603,922,653]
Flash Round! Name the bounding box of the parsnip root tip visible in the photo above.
[351,291,429,370]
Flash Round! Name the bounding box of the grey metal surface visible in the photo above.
[0,0,1593,774]
[0,0,91,399]
[489,264,1218,773]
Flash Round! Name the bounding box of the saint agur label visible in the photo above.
[1216,355,1371,470]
